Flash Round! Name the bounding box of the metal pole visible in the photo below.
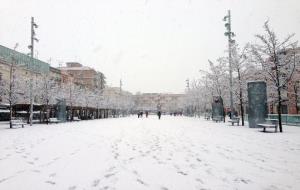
[224,10,234,118]
[228,10,234,118]
[9,60,13,128]
[29,17,34,126]
[28,17,39,125]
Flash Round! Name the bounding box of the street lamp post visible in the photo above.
[223,10,235,118]
[28,17,39,126]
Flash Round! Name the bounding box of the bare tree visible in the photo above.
[0,46,27,128]
[231,43,248,125]
[251,21,299,132]
[37,74,59,124]
[197,59,230,121]
[206,59,230,106]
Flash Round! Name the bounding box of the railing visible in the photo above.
[267,114,300,126]
[244,114,300,126]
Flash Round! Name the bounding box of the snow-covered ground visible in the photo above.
[0,116,300,190]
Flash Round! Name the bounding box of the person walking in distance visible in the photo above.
[157,111,161,120]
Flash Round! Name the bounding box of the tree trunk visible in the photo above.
[240,96,244,126]
[46,100,49,125]
[274,54,283,133]
[9,101,12,129]
[238,70,244,126]
[277,88,283,132]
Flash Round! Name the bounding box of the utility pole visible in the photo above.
[223,10,235,118]
[28,17,39,126]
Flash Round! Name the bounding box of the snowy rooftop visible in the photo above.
[58,66,94,71]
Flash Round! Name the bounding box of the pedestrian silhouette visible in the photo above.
[157,111,161,120]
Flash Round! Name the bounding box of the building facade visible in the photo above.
[58,62,105,90]
[134,93,185,113]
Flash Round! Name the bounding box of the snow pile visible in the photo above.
[0,116,299,190]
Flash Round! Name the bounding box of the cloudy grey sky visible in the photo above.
[1,0,300,94]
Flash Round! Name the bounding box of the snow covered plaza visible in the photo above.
[0,116,299,190]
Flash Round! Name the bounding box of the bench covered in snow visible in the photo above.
[11,118,27,128]
[49,118,60,123]
[73,117,81,121]
[228,117,240,126]
[212,116,223,122]
[257,119,278,133]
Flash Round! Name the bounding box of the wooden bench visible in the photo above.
[212,116,223,122]
[49,118,60,123]
[257,119,278,132]
[11,119,27,128]
[228,117,240,126]
[73,117,81,121]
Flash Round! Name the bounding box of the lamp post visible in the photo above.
[223,10,235,118]
[28,17,39,126]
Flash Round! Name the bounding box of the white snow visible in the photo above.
[0,116,300,190]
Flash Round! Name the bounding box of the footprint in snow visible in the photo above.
[132,170,139,176]
[99,186,110,190]
[107,166,116,172]
[234,177,251,184]
[114,153,119,159]
[177,171,188,176]
[0,177,11,183]
[16,170,26,174]
[196,158,202,162]
[45,180,56,185]
[136,178,148,186]
[205,169,212,175]
[195,178,204,184]
[31,169,41,173]
[104,173,116,178]
[189,164,197,169]
[92,179,100,187]
[68,185,76,190]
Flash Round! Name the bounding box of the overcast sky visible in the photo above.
[1,0,299,94]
